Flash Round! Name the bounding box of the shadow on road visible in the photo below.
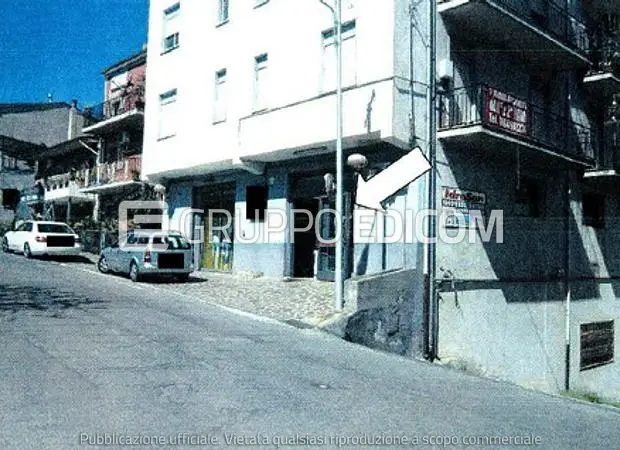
[0,284,108,316]
[38,255,96,265]
[139,275,208,285]
[99,271,208,285]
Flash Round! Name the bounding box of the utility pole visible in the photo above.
[320,0,345,311]
[334,0,345,311]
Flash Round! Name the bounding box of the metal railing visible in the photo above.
[40,168,94,191]
[88,154,142,186]
[438,84,597,161]
[595,121,620,170]
[588,36,620,76]
[438,0,591,54]
[83,86,145,123]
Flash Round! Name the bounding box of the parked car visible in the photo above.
[2,220,82,257]
[97,230,194,282]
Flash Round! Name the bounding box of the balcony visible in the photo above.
[81,154,142,194]
[83,86,145,135]
[582,0,620,17]
[40,170,96,204]
[238,78,394,162]
[438,85,596,165]
[585,121,620,180]
[438,0,591,71]
[584,37,620,98]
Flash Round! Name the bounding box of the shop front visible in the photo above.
[193,182,236,272]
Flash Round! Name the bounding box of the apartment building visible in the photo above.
[144,0,423,278]
[435,0,620,400]
[81,50,148,230]
[0,101,88,223]
[143,0,620,401]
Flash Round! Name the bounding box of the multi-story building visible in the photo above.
[81,49,147,229]
[435,0,620,401]
[35,136,98,223]
[144,0,420,277]
[0,101,88,223]
[143,0,620,401]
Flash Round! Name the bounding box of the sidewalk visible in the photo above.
[78,252,346,328]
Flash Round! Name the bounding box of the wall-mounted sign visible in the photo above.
[441,186,486,229]
[19,185,44,205]
[485,87,529,136]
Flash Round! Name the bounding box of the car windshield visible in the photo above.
[37,224,74,234]
[153,235,191,250]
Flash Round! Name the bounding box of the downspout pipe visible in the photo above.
[564,170,571,392]
[425,0,438,361]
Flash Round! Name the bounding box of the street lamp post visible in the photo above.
[320,0,345,311]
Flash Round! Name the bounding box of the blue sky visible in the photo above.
[0,0,149,108]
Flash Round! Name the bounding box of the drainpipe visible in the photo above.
[425,0,438,361]
[408,2,416,149]
[564,169,571,392]
[563,75,572,392]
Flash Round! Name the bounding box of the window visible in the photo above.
[253,53,269,111]
[514,178,542,218]
[0,188,19,210]
[153,235,191,250]
[158,89,178,139]
[162,3,180,53]
[580,321,614,370]
[218,0,229,24]
[321,20,357,92]
[214,68,227,123]
[246,186,267,221]
[36,224,73,234]
[163,33,179,52]
[583,192,605,228]
[0,154,16,170]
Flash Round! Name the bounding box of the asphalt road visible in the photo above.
[1,251,620,449]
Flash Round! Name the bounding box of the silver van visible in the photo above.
[98,230,194,282]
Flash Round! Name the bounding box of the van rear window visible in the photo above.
[153,235,191,249]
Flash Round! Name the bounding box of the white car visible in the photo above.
[2,220,82,258]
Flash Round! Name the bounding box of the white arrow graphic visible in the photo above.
[356,147,431,212]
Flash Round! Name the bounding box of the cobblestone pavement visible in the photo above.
[72,253,341,326]
[160,271,338,326]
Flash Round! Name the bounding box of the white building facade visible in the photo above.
[143,0,620,402]
[143,0,426,278]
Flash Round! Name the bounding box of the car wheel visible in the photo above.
[23,243,32,259]
[2,238,9,253]
[98,256,110,274]
[129,261,140,282]
[176,273,190,282]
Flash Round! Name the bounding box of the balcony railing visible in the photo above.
[438,0,591,54]
[438,84,597,161]
[594,121,620,170]
[588,36,620,77]
[84,86,145,123]
[41,168,93,191]
[87,154,142,187]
